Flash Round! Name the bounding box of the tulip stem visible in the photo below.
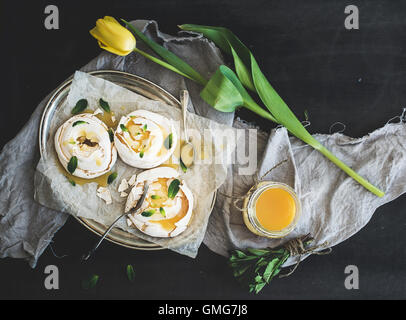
[133,47,196,82]
[244,99,277,123]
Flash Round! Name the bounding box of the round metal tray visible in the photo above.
[39,70,216,250]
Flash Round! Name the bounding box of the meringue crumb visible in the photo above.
[96,187,112,205]
[118,179,129,192]
[126,218,132,227]
[128,174,137,186]
[93,108,103,116]
[120,191,128,198]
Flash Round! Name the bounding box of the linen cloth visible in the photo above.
[0,20,404,268]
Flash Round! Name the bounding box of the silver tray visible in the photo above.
[39,70,216,250]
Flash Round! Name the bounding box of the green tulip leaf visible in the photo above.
[122,20,207,86]
[250,54,314,144]
[201,65,277,122]
[179,24,254,90]
[184,24,383,197]
[230,45,256,92]
[200,66,243,113]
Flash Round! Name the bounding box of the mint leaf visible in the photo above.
[126,265,135,282]
[108,129,114,142]
[67,156,78,174]
[71,99,88,114]
[72,120,88,127]
[99,98,111,112]
[180,158,187,173]
[82,274,99,290]
[168,179,180,199]
[67,177,76,186]
[120,124,128,132]
[107,172,118,184]
[141,209,155,217]
[164,133,173,149]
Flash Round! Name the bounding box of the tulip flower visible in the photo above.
[90,16,136,56]
[90,17,195,80]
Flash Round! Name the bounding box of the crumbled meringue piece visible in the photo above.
[126,218,133,227]
[118,179,129,192]
[97,186,112,204]
[128,174,137,186]
[120,191,128,198]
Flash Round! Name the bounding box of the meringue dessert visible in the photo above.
[54,113,117,179]
[125,167,193,238]
[114,110,177,168]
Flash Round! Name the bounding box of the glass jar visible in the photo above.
[242,181,301,238]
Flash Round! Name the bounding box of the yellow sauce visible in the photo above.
[150,198,189,233]
[95,110,117,129]
[255,188,296,231]
[81,109,117,129]
[147,177,189,233]
[55,159,110,187]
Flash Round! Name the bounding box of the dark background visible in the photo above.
[0,0,406,300]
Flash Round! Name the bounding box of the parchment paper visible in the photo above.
[34,71,236,258]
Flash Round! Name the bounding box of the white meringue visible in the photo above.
[114,110,177,168]
[125,167,193,238]
[97,186,112,205]
[128,174,137,186]
[118,178,129,192]
[54,113,117,179]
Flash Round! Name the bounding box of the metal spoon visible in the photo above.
[180,90,196,168]
[82,182,150,261]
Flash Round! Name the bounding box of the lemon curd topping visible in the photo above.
[244,182,301,238]
[254,187,296,232]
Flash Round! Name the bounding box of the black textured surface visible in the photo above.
[1,0,406,299]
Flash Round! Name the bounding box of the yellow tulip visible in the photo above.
[90,16,136,56]
[90,17,196,81]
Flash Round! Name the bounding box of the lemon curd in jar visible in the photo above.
[243,182,301,238]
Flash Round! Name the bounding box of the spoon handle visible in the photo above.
[82,182,150,261]
[81,213,126,261]
[180,90,189,141]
